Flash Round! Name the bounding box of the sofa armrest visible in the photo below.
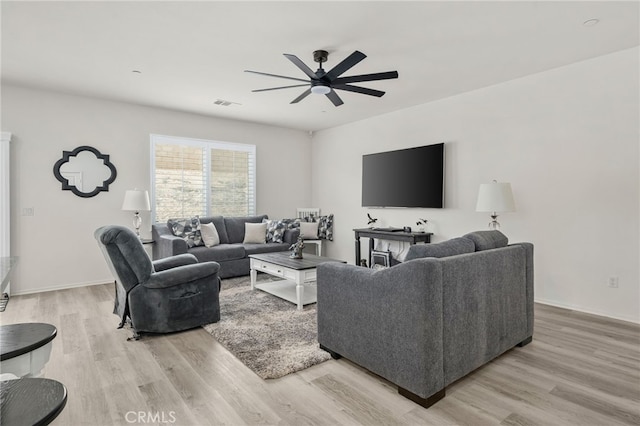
[143,261,220,289]
[317,259,445,399]
[154,234,188,259]
[509,242,534,337]
[152,254,198,272]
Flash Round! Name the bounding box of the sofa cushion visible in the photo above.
[244,243,291,255]
[189,244,246,262]
[405,237,475,261]
[263,219,287,243]
[167,217,204,248]
[200,222,220,247]
[224,215,268,243]
[462,230,508,251]
[199,216,228,244]
[243,222,267,244]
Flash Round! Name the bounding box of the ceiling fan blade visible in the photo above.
[283,54,319,80]
[290,88,312,104]
[333,71,399,85]
[325,51,367,81]
[252,84,309,93]
[325,89,344,107]
[332,84,386,97]
[244,70,308,83]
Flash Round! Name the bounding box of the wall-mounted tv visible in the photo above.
[362,143,444,208]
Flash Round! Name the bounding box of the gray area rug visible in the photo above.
[202,275,331,379]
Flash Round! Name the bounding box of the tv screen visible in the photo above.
[362,143,444,208]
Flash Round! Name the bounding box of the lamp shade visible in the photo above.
[476,182,516,213]
[122,189,150,212]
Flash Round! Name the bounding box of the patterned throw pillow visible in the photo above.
[167,216,204,248]
[279,218,300,229]
[317,214,334,241]
[303,213,318,222]
[263,219,287,243]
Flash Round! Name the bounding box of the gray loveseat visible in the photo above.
[152,215,299,279]
[317,230,533,408]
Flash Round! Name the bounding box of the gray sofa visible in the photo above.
[317,230,533,408]
[152,215,299,279]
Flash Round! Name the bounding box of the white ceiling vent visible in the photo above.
[214,99,241,107]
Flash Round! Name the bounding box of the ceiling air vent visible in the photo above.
[214,99,241,107]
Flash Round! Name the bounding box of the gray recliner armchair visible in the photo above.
[95,225,221,339]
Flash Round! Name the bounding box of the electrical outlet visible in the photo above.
[21,207,34,216]
[608,276,619,288]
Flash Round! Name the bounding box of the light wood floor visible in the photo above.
[1,282,639,426]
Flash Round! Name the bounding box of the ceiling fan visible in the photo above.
[245,50,398,107]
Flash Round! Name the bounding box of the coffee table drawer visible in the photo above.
[252,259,285,277]
[282,268,317,283]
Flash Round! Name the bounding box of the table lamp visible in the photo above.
[122,189,150,237]
[476,181,516,230]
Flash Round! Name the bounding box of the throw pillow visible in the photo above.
[317,214,334,241]
[200,222,220,248]
[404,237,475,261]
[280,218,300,229]
[167,217,204,248]
[299,221,319,239]
[243,222,267,244]
[462,230,508,251]
[263,219,286,243]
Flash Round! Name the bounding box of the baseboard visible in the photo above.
[535,298,639,325]
[11,279,113,296]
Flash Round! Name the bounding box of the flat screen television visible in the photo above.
[362,143,444,208]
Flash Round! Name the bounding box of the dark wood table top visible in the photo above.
[1,378,67,425]
[0,323,57,361]
[249,252,346,270]
[353,228,433,240]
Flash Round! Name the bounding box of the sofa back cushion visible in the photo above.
[224,215,268,243]
[405,237,475,261]
[462,230,508,251]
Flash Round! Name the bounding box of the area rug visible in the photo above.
[202,275,331,379]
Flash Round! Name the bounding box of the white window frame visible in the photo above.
[150,134,256,223]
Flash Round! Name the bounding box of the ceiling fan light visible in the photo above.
[311,85,331,95]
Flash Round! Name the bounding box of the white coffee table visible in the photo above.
[249,252,345,310]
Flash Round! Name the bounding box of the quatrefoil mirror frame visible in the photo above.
[53,145,117,198]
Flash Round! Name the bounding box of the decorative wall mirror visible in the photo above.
[53,146,117,198]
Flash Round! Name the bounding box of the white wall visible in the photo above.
[3,85,311,294]
[311,47,639,324]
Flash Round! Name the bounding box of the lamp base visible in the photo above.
[488,213,501,230]
[133,212,142,237]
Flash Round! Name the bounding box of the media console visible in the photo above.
[353,228,433,266]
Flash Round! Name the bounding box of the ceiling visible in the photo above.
[2,1,638,132]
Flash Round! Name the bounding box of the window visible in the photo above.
[151,134,256,223]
